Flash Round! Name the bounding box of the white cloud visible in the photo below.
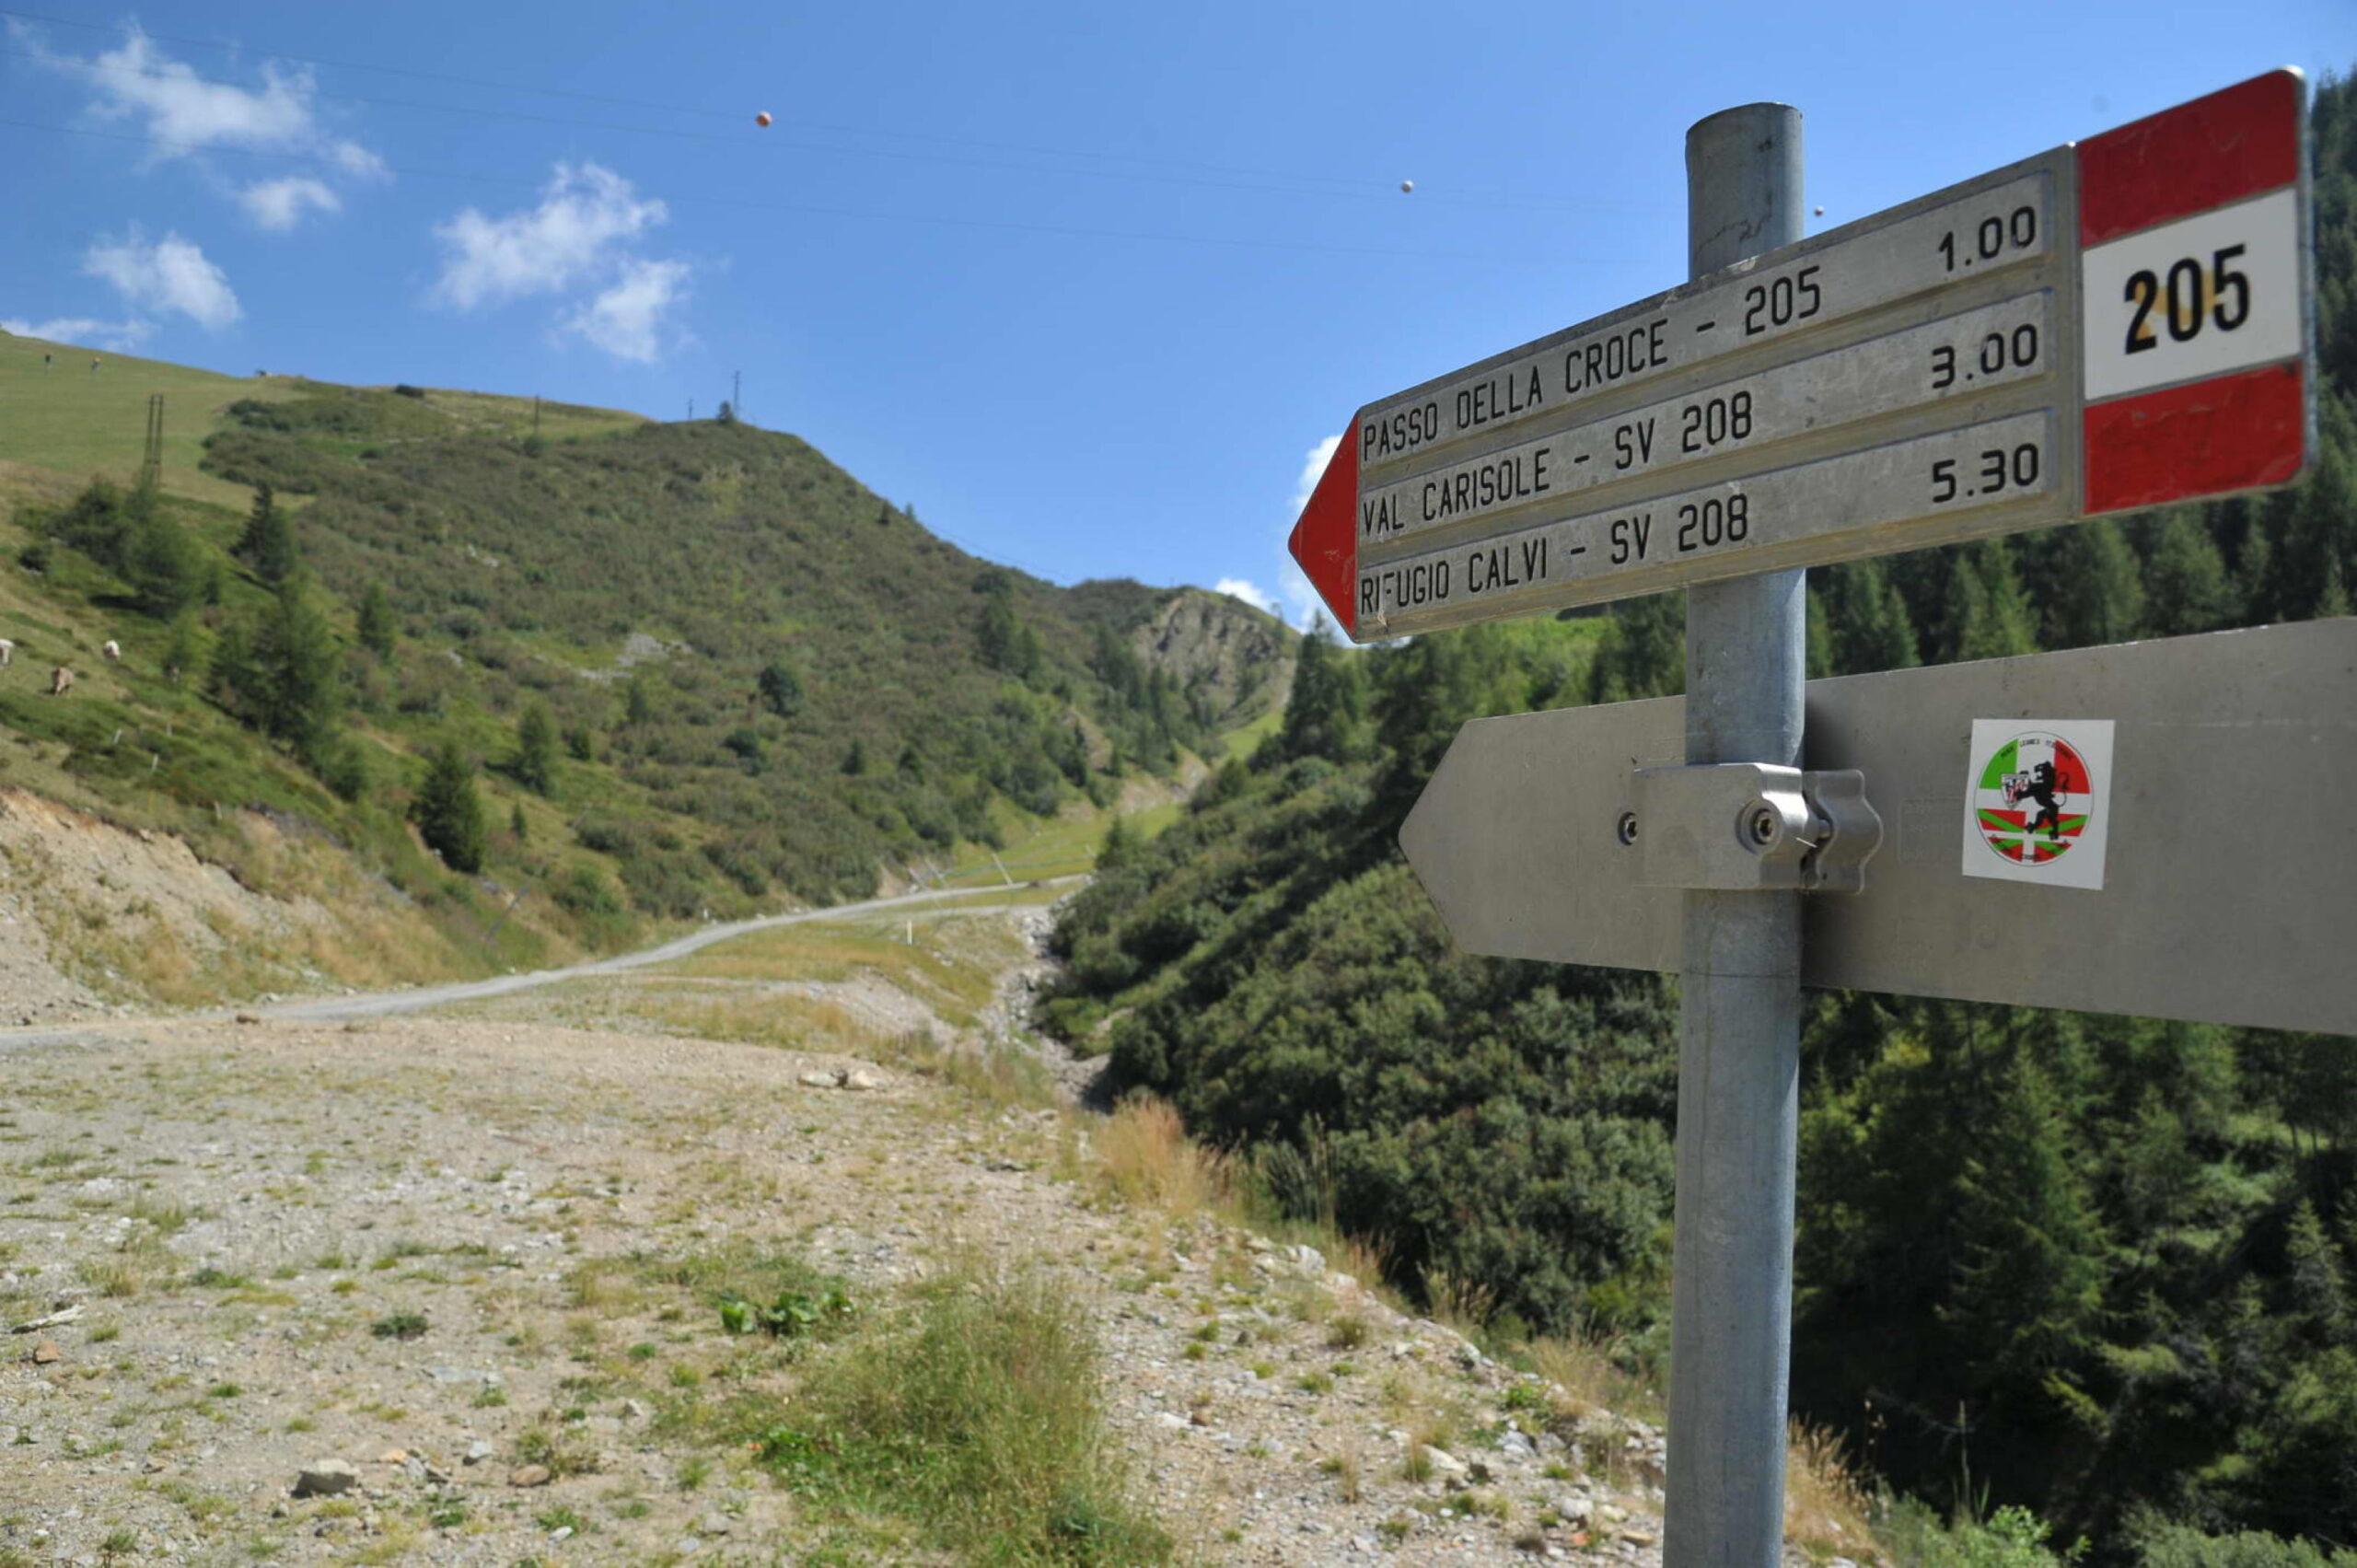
[83,229,240,329]
[1280,565,1325,632]
[68,26,317,152]
[562,258,691,364]
[1213,577,1283,618]
[1292,434,1342,513]
[329,141,389,180]
[433,164,668,310]
[239,176,340,231]
[28,23,379,165]
[20,23,382,223]
[1,316,157,353]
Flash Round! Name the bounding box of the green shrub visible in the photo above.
[2132,1519,2355,1568]
[716,1284,850,1340]
[762,1255,1169,1564]
[412,743,485,874]
[1885,1504,2081,1568]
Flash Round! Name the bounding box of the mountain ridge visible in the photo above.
[0,329,1291,1005]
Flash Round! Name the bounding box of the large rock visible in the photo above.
[293,1459,358,1498]
[508,1464,552,1488]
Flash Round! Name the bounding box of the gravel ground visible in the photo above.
[0,909,1712,1567]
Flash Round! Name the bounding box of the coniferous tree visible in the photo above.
[1586,592,1686,702]
[250,577,343,752]
[975,579,1040,679]
[412,743,487,874]
[207,619,255,710]
[2040,519,2146,649]
[2237,512,2277,622]
[2274,410,2357,619]
[1273,619,1366,763]
[757,659,805,719]
[235,482,271,558]
[1097,813,1137,871]
[512,700,558,796]
[1944,1053,2108,1398]
[1820,559,1919,673]
[2319,553,2352,618]
[1091,621,1146,704]
[237,482,298,585]
[356,582,398,657]
[1950,541,2039,661]
[161,609,208,687]
[2143,510,2235,635]
[2285,1200,2348,1345]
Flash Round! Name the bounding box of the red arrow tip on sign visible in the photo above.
[1287,434,1359,638]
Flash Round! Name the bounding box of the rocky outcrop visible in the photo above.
[1131,587,1295,729]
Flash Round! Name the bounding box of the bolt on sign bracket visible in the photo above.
[1629,763,1883,893]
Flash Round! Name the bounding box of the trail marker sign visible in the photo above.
[1290,70,2313,640]
[1331,72,2336,1568]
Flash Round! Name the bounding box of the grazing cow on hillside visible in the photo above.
[0,639,14,667]
[49,666,73,696]
[101,640,121,662]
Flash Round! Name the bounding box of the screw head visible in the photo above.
[1615,810,1639,846]
[1747,806,1781,846]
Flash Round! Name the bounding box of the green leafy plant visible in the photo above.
[716,1284,851,1339]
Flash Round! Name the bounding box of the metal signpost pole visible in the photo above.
[1303,63,2321,1562]
[1664,104,1806,1568]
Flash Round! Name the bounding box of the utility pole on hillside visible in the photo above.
[140,394,163,489]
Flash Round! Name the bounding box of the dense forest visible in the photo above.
[1044,74,2357,1558]
[0,362,1289,980]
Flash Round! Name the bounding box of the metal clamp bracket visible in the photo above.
[1625,763,1884,893]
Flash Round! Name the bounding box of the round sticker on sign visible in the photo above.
[1976,732,2092,864]
[1960,719,2116,890]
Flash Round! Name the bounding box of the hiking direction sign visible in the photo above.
[1289,70,2314,641]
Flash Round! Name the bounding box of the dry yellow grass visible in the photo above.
[1785,1420,1882,1562]
[1527,1332,1657,1426]
[1094,1098,1231,1216]
[1422,1269,1501,1342]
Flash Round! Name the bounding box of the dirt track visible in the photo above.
[0,903,1678,1566]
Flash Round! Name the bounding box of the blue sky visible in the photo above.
[5,1,2352,622]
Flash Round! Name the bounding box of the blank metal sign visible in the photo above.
[1398,618,2357,1036]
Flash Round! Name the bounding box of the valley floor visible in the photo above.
[0,900,1709,1567]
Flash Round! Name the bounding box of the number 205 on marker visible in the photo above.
[2082,188,2302,402]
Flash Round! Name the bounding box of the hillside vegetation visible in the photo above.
[1045,71,2357,1561]
[0,337,1290,997]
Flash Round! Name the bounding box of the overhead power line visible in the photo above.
[0,10,1668,216]
[0,115,1639,269]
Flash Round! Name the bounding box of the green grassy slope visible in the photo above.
[0,331,314,510]
[0,331,1291,999]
